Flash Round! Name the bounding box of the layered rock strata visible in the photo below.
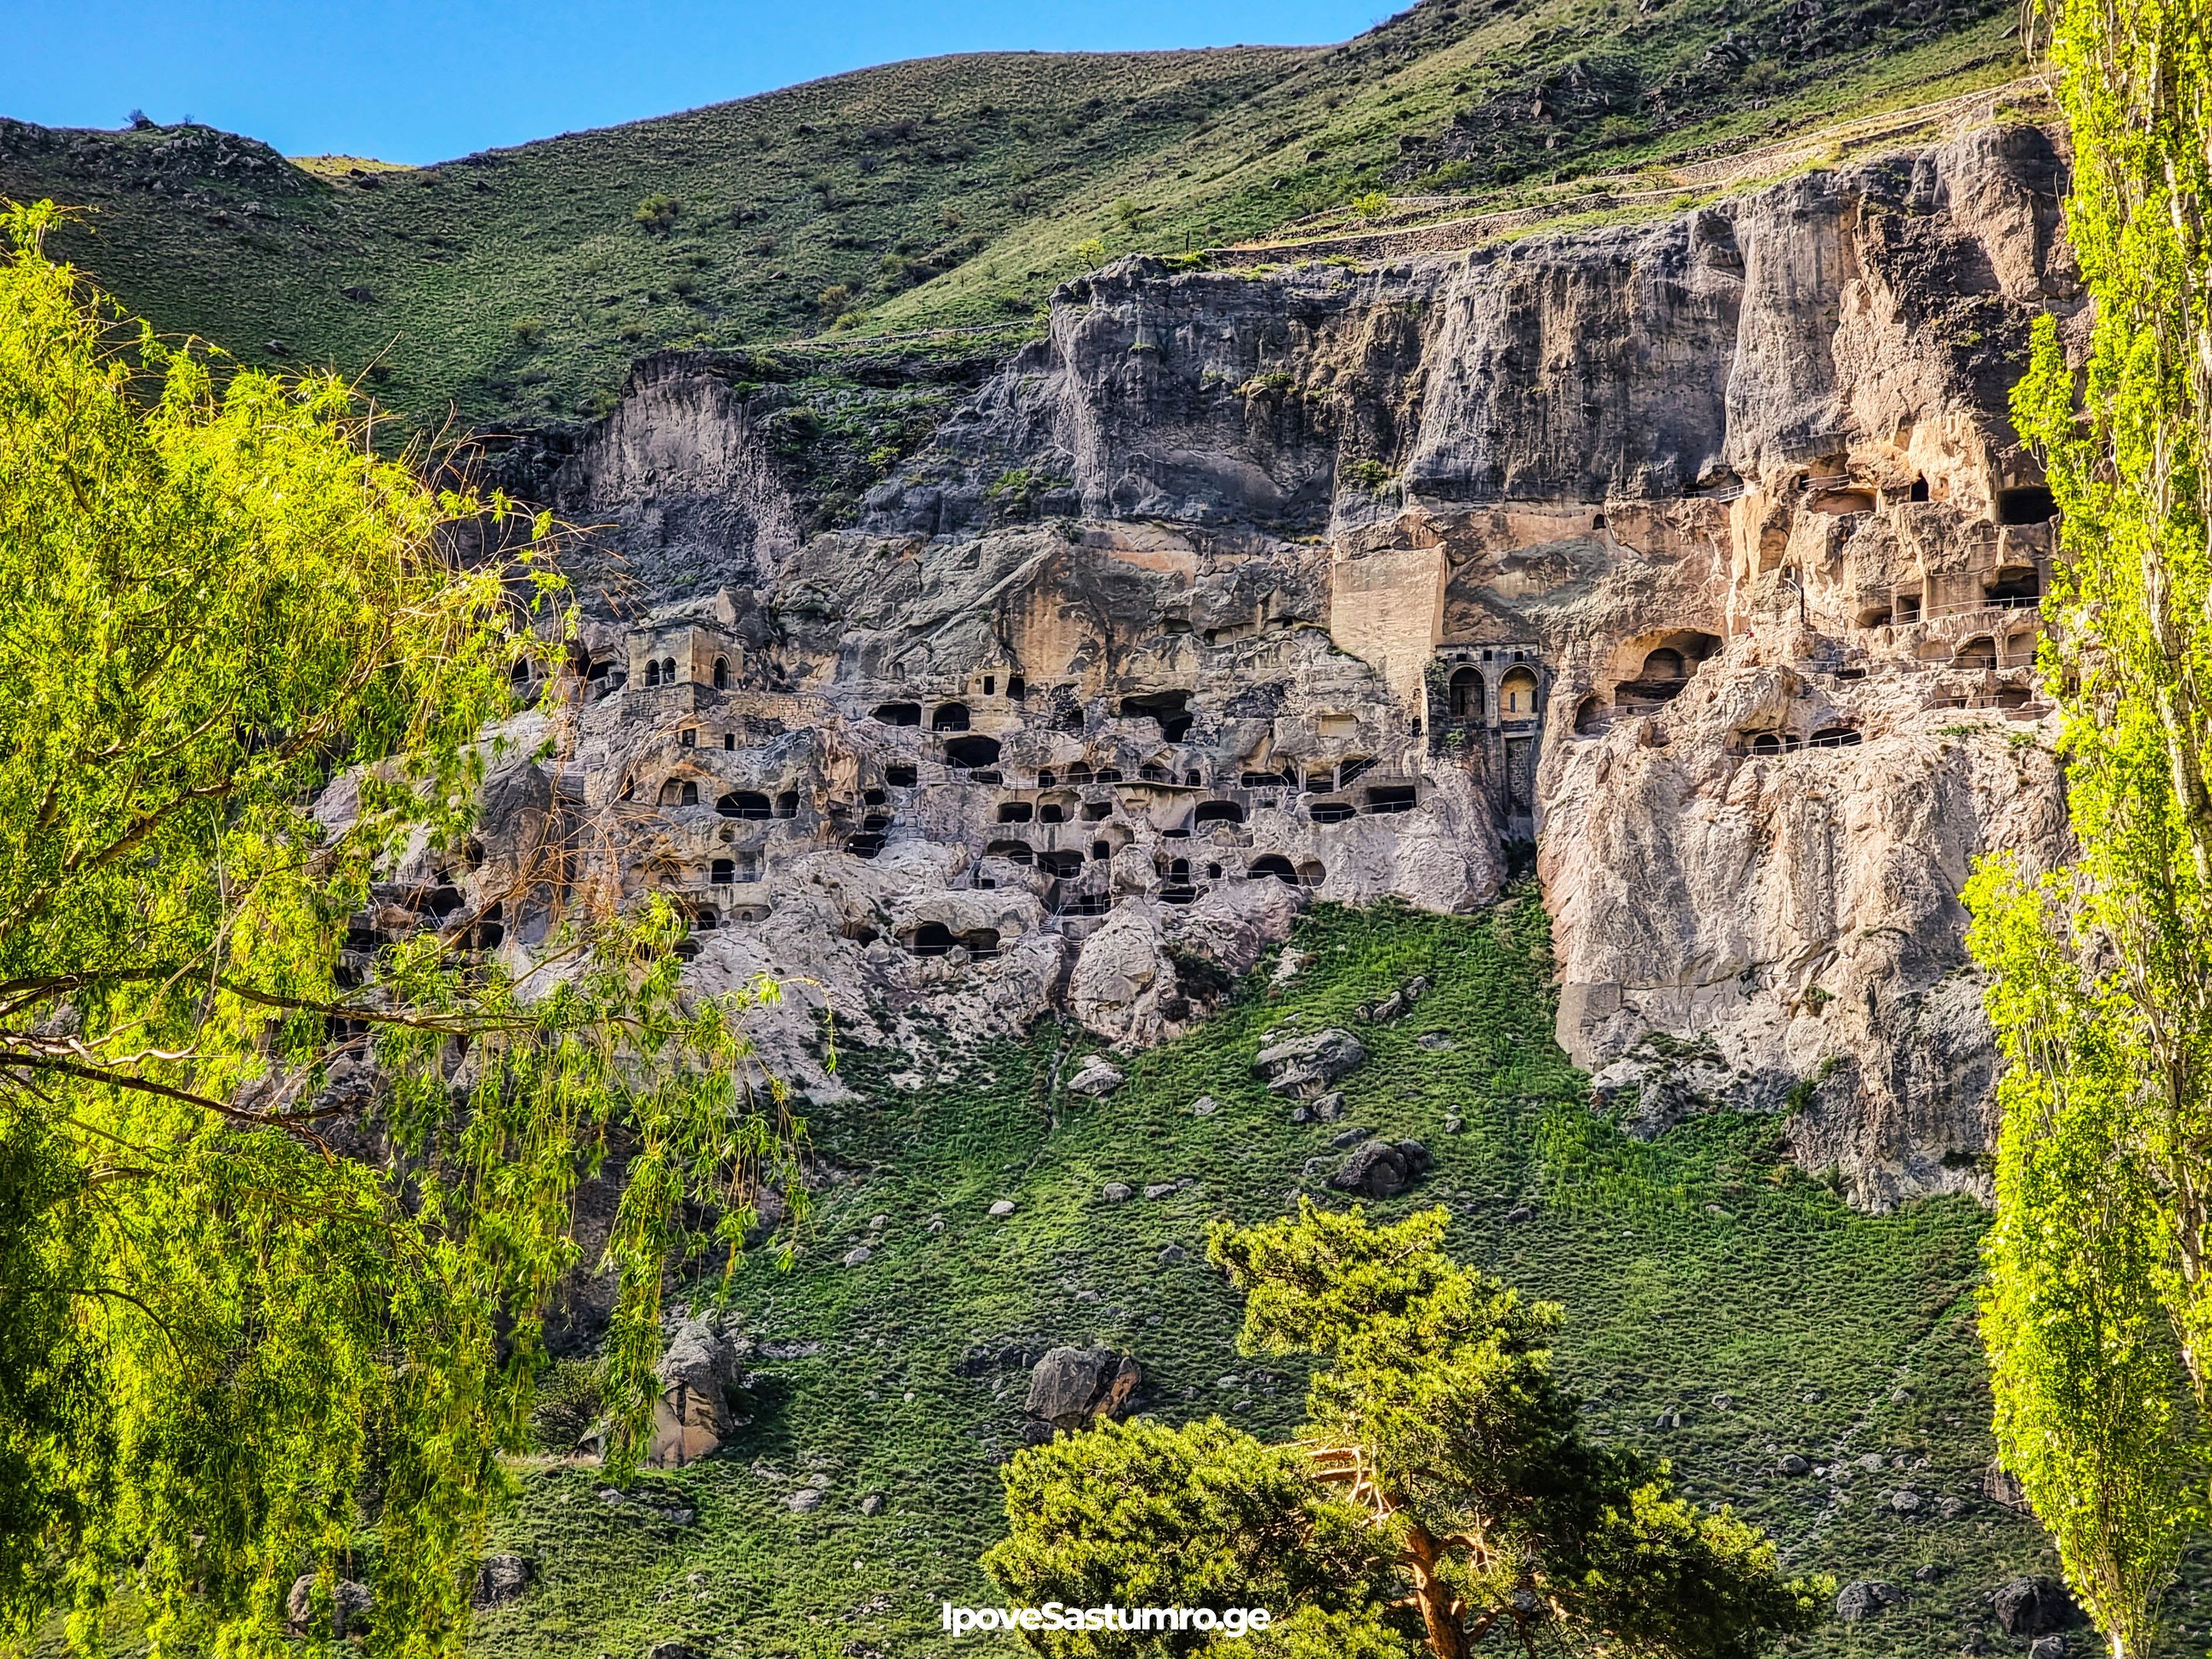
[373,121,2075,1207]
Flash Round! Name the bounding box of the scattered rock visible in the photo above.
[285,1575,374,1636]
[1416,1031,1455,1050]
[860,1493,883,1515]
[1157,1243,1187,1263]
[1993,1577,2082,1639]
[1835,1581,1905,1621]
[1803,1388,1826,1402]
[340,283,374,303]
[1328,1138,1432,1199]
[841,1245,873,1267]
[648,1643,699,1659]
[926,1214,947,1233]
[1890,1489,1922,1514]
[1502,1203,1536,1224]
[473,1553,532,1608]
[1654,1409,1684,1430]
[1443,1113,1464,1133]
[1023,1345,1142,1441]
[786,1488,822,1513]
[1252,1028,1365,1097]
[869,1212,889,1229]
[1310,1091,1345,1121]
[1711,1392,1735,1411]
[1938,1495,1969,1520]
[1189,1094,1217,1116]
[1959,1626,1992,1656]
[988,1199,1017,1217]
[1777,1454,1810,1475]
[1101,1182,1133,1203]
[1330,1126,1370,1148]
[1067,1055,1125,1096]
[2028,1637,2068,1659]
[1913,1565,1946,1583]
[1288,1104,1311,1123]
[1143,1180,1187,1200]
[758,1339,822,1360]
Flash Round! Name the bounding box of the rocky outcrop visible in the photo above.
[1022,1345,1142,1441]
[648,1314,750,1468]
[386,116,2078,1209]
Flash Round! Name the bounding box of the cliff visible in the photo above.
[409,116,2075,1209]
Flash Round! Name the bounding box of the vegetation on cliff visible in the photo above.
[0,0,2023,435]
[0,216,803,1655]
[468,900,2081,1659]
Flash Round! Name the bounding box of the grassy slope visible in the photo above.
[1,0,2020,439]
[469,899,2128,1659]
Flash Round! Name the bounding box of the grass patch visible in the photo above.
[469,897,2108,1659]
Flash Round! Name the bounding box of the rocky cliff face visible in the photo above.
[410,119,2075,1208]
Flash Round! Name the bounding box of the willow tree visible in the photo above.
[1964,0,2212,1651]
[0,202,805,1656]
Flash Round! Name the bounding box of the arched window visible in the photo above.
[1641,648,1685,681]
[1499,667,1540,719]
[932,703,971,732]
[909,922,955,957]
[1194,801,1245,826]
[1810,726,1863,749]
[1007,674,1027,700]
[657,778,684,806]
[873,701,922,727]
[644,661,661,688]
[1953,636,1997,671]
[680,780,698,806]
[710,858,735,884]
[1573,695,1604,736]
[1448,667,1483,717]
[775,792,798,818]
[1749,733,1785,757]
[713,657,730,690]
[719,791,771,820]
[1249,854,1297,885]
[661,657,677,683]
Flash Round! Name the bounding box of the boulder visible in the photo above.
[1777,1454,1810,1475]
[988,1198,1018,1217]
[1835,1581,1905,1621]
[1067,1055,1125,1097]
[1328,1138,1432,1199]
[285,1575,375,1636]
[1101,1182,1133,1203]
[648,1314,747,1469]
[1253,1027,1365,1097]
[1023,1345,1142,1439]
[1993,1577,2081,1638]
[473,1553,532,1608]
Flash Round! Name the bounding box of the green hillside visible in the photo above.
[0,0,2021,437]
[455,899,2161,1659]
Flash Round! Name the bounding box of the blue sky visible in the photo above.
[2,1,1395,165]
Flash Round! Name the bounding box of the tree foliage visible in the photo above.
[0,201,804,1656]
[987,1202,1825,1658]
[1961,0,2212,1648]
